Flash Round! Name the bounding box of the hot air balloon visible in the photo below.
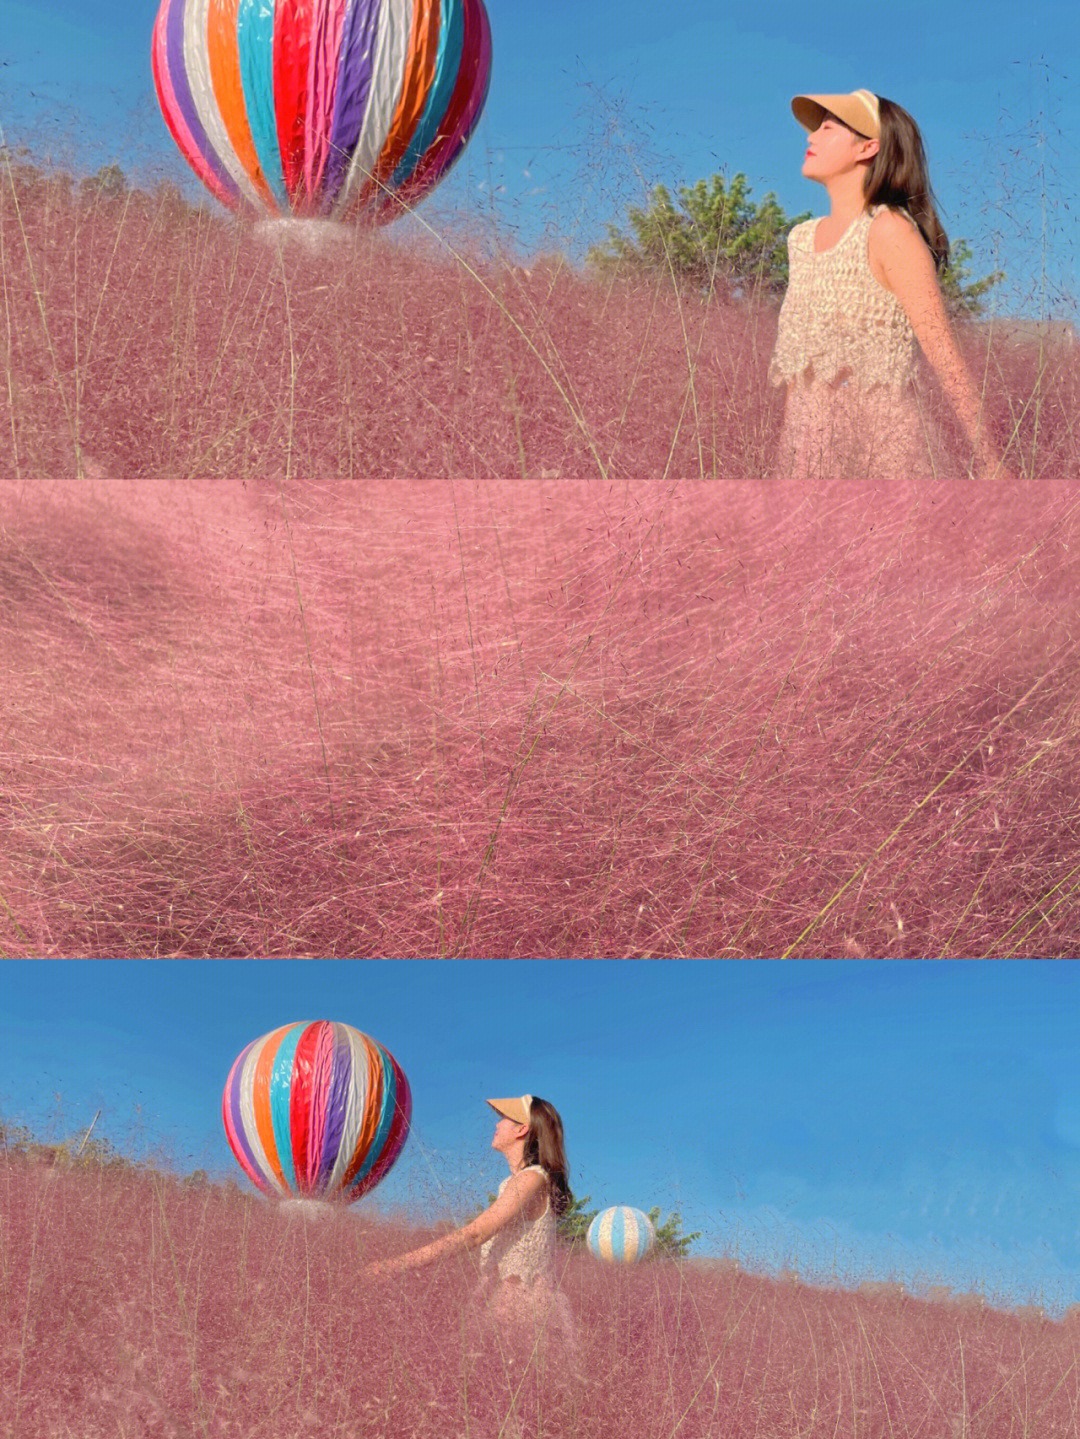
[587,1206,656,1264]
[222,1020,411,1202]
[151,0,492,225]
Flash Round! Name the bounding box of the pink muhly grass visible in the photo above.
[2,164,1076,479]
[2,478,1079,958]
[2,1152,1078,1439]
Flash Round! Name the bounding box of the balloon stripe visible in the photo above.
[238,1035,280,1192]
[159,0,243,205]
[289,1022,322,1190]
[316,1023,352,1192]
[352,1049,410,1194]
[222,1040,268,1192]
[304,0,348,200]
[237,0,288,208]
[321,0,384,209]
[207,0,276,207]
[389,0,462,189]
[389,0,487,213]
[369,0,440,192]
[183,0,262,208]
[327,1026,372,1190]
[332,0,408,215]
[307,1024,337,1191]
[153,0,237,209]
[252,1024,294,1192]
[418,0,489,186]
[345,1044,395,1194]
[341,1035,384,1189]
[272,0,313,205]
[269,1022,305,1194]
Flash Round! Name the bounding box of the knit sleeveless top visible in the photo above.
[768,206,919,390]
[479,1165,556,1287]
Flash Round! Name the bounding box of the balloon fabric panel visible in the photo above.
[326,1025,373,1192]
[345,1042,396,1195]
[182,0,261,208]
[392,0,489,214]
[270,1023,306,1194]
[288,1022,322,1192]
[335,0,409,217]
[207,0,276,210]
[340,1029,385,1191]
[222,1040,266,1193]
[390,0,463,189]
[366,0,440,200]
[272,0,312,204]
[155,0,242,208]
[322,0,385,210]
[305,0,348,201]
[237,0,288,209]
[317,1023,354,1191]
[252,1024,293,1193]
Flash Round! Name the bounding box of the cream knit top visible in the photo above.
[479,1165,556,1287]
[769,206,919,391]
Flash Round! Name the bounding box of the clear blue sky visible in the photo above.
[2,1,1076,314]
[3,961,1079,1315]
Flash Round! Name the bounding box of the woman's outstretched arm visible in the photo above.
[364,1167,548,1277]
[870,209,1017,479]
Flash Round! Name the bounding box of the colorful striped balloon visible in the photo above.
[222,1021,411,1201]
[151,0,493,223]
[587,1206,656,1264]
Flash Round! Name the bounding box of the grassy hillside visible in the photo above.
[1,1150,1076,1439]
[3,479,1078,957]
[2,165,1076,479]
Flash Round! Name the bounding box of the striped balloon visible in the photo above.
[222,1021,411,1201]
[587,1206,656,1264]
[151,0,493,223]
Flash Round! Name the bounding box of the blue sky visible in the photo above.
[2,1,1076,313]
[3,961,1079,1315]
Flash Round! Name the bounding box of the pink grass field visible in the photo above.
[2,166,1078,480]
[2,1152,1078,1439]
[2,477,1079,958]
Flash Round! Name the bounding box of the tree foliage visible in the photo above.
[645,1206,702,1259]
[939,238,1006,318]
[557,1192,599,1246]
[589,170,1004,316]
[588,173,812,301]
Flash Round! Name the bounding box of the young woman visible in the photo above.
[768,89,1015,481]
[364,1094,576,1353]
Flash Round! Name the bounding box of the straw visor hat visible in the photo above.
[792,89,881,140]
[487,1095,533,1126]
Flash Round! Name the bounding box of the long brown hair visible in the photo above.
[861,96,950,273]
[522,1097,572,1218]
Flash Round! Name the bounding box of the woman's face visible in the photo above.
[491,1114,525,1155]
[801,114,878,183]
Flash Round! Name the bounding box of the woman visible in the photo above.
[365,1094,576,1357]
[768,89,1015,480]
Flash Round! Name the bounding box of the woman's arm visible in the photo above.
[365,1168,548,1277]
[869,210,1016,479]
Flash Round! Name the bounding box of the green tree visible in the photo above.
[80,163,129,201]
[590,171,1004,315]
[646,1207,702,1260]
[556,1192,600,1246]
[939,238,1005,318]
[588,173,813,302]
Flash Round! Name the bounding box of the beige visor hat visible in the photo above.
[487,1095,533,1126]
[792,89,881,140]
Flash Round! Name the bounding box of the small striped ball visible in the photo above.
[587,1206,656,1264]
